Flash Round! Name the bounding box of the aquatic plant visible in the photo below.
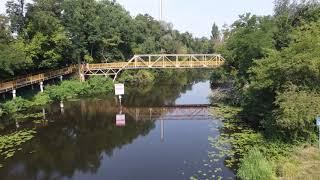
[0,130,36,167]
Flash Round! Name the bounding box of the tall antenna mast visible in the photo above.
[159,0,163,21]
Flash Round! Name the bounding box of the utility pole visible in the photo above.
[159,0,163,21]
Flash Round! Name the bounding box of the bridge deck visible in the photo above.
[0,66,78,93]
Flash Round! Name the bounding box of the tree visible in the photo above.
[0,38,30,79]
[223,14,275,81]
[211,23,220,41]
[0,14,29,79]
[23,0,71,69]
[243,22,320,137]
[0,15,11,43]
[6,0,26,34]
[273,0,320,50]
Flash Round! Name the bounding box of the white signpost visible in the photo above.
[115,83,124,105]
[115,84,124,96]
[115,83,125,127]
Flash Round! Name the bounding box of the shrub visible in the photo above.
[118,70,155,85]
[135,70,155,84]
[32,92,52,106]
[45,80,88,101]
[118,70,135,83]
[210,67,229,87]
[274,88,320,141]
[1,97,32,115]
[237,148,275,180]
[87,76,113,94]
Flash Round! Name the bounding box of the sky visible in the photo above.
[0,0,275,37]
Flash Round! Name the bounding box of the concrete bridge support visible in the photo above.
[40,81,44,93]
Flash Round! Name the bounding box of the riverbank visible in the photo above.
[0,76,114,128]
[210,104,320,179]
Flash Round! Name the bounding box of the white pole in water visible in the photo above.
[317,116,320,149]
[40,81,44,92]
[161,119,164,142]
[12,89,16,99]
[60,101,64,114]
[119,95,122,107]
[318,125,320,149]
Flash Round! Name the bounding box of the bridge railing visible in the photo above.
[0,65,78,93]
[85,54,225,71]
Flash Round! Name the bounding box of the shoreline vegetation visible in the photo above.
[210,104,320,180]
[207,0,320,179]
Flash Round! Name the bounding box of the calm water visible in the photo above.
[0,80,235,180]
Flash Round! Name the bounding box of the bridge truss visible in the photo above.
[82,54,225,81]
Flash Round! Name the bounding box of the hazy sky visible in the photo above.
[0,0,275,37]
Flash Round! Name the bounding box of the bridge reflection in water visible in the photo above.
[115,104,212,141]
[46,102,213,142]
[117,104,212,121]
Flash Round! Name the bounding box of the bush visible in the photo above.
[118,70,155,85]
[45,80,89,101]
[238,148,275,180]
[210,67,229,87]
[32,93,52,106]
[87,76,113,94]
[1,97,32,115]
[274,88,320,141]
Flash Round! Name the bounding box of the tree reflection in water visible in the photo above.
[0,70,210,179]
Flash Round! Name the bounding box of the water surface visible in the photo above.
[0,79,235,180]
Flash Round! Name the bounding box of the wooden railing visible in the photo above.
[0,65,78,93]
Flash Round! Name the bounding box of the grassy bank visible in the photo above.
[210,104,320,180]
[0,76,114,128]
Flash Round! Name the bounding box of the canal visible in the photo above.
[0,78,236,180]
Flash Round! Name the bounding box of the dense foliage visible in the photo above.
[0,0,215,80]
[209,1,320,178]
[212,0,320,142]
